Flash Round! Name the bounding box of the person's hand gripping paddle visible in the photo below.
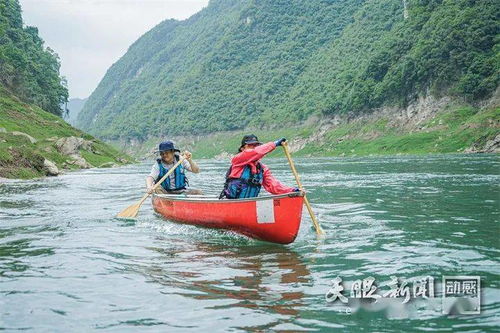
[117,155,186,219]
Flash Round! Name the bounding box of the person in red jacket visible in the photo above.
[220,134,299,199]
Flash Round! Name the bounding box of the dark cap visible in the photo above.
[239,134,261,151]
[156,141,180,153]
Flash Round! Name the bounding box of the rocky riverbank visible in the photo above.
[0,89,133,179]
[112,92,499,160]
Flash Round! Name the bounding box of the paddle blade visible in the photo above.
[116,202,141,219]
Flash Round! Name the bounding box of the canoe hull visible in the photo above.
[152,193,304,244]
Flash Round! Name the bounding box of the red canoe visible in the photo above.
[152,192,304,244]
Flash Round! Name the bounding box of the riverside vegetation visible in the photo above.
[0,0,132,179]
[124,98,499,159]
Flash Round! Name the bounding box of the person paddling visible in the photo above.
[146,141,202,195]
[220,134,299,199]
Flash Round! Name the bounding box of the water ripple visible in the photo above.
[0,155,498,331]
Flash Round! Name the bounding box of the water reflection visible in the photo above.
[144,242,310,327]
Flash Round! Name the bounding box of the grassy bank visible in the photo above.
[163,104,499,159]
[0,88,134,179]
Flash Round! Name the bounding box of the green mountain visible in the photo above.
[77,0,498,142]
[0,0,132,179]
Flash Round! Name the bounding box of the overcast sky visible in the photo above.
[19,0,209,99]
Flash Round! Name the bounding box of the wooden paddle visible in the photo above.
[282,142,324,236]
[117,155,186,219]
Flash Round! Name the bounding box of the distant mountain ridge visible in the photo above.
[77,0,499,142]
[64,97,88,126]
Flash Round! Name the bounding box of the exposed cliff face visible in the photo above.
[286,94,499,155]
[286,94,454,153]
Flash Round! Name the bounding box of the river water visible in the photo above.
[0,155,499,332]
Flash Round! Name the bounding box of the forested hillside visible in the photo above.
[78,0,498,142]
[0,0,68,115]
[0,0,132,178]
